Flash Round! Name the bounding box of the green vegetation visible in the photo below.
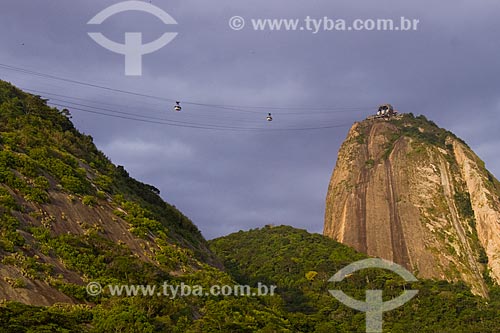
[0,211,25,252]
[81,195,97,206]
[453,190,489,269]
[210,226,500,332]
[355,132,366,144]
[0,81,499,331]
[454,191,475,219]
[389,114,465,149]
[0,302,92,333]
[378,113,466,160]
[1,252,52,280]
[478,248,488,264]
[0,80,207,256]
[2,221,500,332]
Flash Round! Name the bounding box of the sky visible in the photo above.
[0,0,499,239]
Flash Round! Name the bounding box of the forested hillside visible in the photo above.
[211,226,500,332]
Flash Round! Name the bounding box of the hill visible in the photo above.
[210,225,500,332]
[324,114,500,297]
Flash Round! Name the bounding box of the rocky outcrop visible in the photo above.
[452,142,500,284]
[324,115,500,297]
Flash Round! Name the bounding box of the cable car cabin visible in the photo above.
[266,113,273,121]
[375,104,397,119]
[174,101,182,112]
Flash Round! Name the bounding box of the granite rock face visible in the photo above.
[324,115,500,297]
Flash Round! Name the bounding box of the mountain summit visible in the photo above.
[324,114,500,296]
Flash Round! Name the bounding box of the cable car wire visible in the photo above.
[22,87,363,129]
[0,63,372,113]
[0,62,366,132]
[51,102,353,132]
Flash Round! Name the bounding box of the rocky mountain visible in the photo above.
[324,113,500,297]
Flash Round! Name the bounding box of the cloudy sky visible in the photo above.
[1,0,499,239]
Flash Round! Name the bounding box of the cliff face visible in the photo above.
[324,114,500,296]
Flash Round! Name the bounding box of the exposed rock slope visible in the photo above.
[0,80,219,306]
[324,114,500,296]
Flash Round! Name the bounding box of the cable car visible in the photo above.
[174,101,182,112]
[266,113,273,121]
[375,104,396,118]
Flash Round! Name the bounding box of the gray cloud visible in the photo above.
[1,0,499,239]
